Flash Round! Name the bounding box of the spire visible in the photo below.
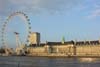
[45,40,48,44]
[62,36,65,44]
[74,39,77,45]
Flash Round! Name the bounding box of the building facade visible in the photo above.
[27,40,100,56]
[28,32,40,46]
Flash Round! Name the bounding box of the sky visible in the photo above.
[0,0,100,47]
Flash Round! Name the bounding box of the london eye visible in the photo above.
[1,12,32,48]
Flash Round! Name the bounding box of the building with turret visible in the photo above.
[27,33,100,57]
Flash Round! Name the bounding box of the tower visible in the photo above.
[61,36,65,44]
[28,32,40,46]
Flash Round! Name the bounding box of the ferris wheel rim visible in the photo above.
[1,11,31,47]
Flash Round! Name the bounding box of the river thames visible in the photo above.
[0,56,100,67]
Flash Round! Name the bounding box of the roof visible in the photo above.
[29,43,45,47]
[46,40,100,46]
[29,40,100,47]
[75,40,100,45]
[46,41,74,46]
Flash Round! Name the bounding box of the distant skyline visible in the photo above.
[0,0,100,47]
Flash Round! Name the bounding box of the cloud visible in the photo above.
[87,8,100,19]
[83,0,100,19]
[0,0,82,29]
[0,0,81,16]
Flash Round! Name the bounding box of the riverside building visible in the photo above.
[27,33,100,57]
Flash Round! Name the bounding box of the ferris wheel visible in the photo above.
[1,12,31,47]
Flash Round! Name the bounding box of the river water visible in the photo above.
[0,56,100,67]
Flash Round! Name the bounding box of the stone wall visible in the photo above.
[27,44,100,56]
[27,47,47,56]
[76,45,100,56]
[47,45,74,55]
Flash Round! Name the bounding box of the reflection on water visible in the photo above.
[0,56,100,67]
[78,58,97,63]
